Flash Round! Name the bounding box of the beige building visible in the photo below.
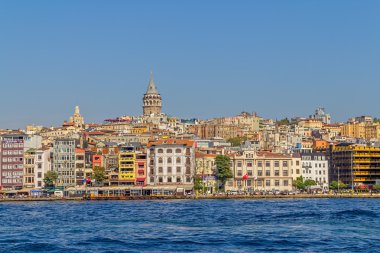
[195,152,218,193]
[225,150,294,192]
[23,149,36,188]
[298,119,323,129]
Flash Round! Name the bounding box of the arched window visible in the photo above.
[167,157,172,163]
[176,157,181,163]
[158,149,163,154]
[175,148,182,154]
[158,157,163,164]
[167,149,172,153]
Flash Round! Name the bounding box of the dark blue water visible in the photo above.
[0,199,379,252]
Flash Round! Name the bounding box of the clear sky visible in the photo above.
[0,0,379,129]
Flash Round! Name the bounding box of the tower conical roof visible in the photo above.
[145,71,159,94]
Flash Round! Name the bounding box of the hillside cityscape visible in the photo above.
[1,73,380,197]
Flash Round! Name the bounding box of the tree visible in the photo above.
[294,176,306,190]
[43,171,58,188]
[277,118,290,126]
[194,176,204,192]
[92,166,107,186]
[304,179,317,187]
[227,137,247,147]
[330,180,348,190]
[215,155,233,192]
[373,185,380,192]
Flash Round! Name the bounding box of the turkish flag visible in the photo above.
[242,174,248,180]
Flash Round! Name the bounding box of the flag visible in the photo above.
[242,174,248,180]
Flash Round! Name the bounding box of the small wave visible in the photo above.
[334,209,377,218]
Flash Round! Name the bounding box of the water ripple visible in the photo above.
[0,199,380,252]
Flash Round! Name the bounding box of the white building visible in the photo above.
[301,152,329,190]
[147,139,195,190]
[35,148,52,189]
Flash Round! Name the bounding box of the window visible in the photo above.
[265,170,270,176]
[237,180,242,186]
[266,180,270,187]
[175,149,182,153]
[158,157,163,164]
[158,177,163,183]
[176,157,181,163]
[296,169,300,174]
[283,170,288,176]
[247,170,253,176]
[237,170,242,176]
[186,177,191,183]
[296,161,300,166]
[176,167,181,173]
[237,161,242,167]
[274,170,279,176]
[167,157,172,164]
[257,180,263,187]
[258,170,263,176]
[283,180,289,186]
[247,180,252,186]
[247,161,253,167]
[167,167,172,173]
[158,149,163,154]
[167,149,172,153]
[275,180,280,186]
[158,167,163,173]
[283,161,288,167]
[167,177,172,183]
[150,177,154,183]
[265,161,271,167]
[258,161,263,167]
[176,177,181,183]
[274,161,279,167]
[37,172,42,178]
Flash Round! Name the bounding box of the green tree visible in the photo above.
[294,176,305,190]
[215,155,233,192]
[92,166,107,186]
[373,185,380,192]
[227,137,247,147]
[330,180,348,190]
[43,171,58,188]
[194,176,204,192]
[304,179,317,187]
[277,118,290,126]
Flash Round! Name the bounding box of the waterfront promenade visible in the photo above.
[1,193,380,202]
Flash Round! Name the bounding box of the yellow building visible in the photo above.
[340,123,380,140]
[298,119,323,129]
[331,145,380,185]
[118,150,136,183]
[195,152,218,193]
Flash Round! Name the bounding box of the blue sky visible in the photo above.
[0,0,379,128]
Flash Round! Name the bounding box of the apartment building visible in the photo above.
[0,134,25,190]
[147,139,195,189]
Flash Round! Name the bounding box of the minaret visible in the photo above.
[143,72,162,116]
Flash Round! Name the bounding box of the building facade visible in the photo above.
[331,145,380,186]
[0,134,25,190]
[301,152,329,189]
[53,139,77,187]
[147,140,195,189]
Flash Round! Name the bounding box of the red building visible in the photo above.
[135,153,147,186]
[0,134,25,190]
[92,154,103,169]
